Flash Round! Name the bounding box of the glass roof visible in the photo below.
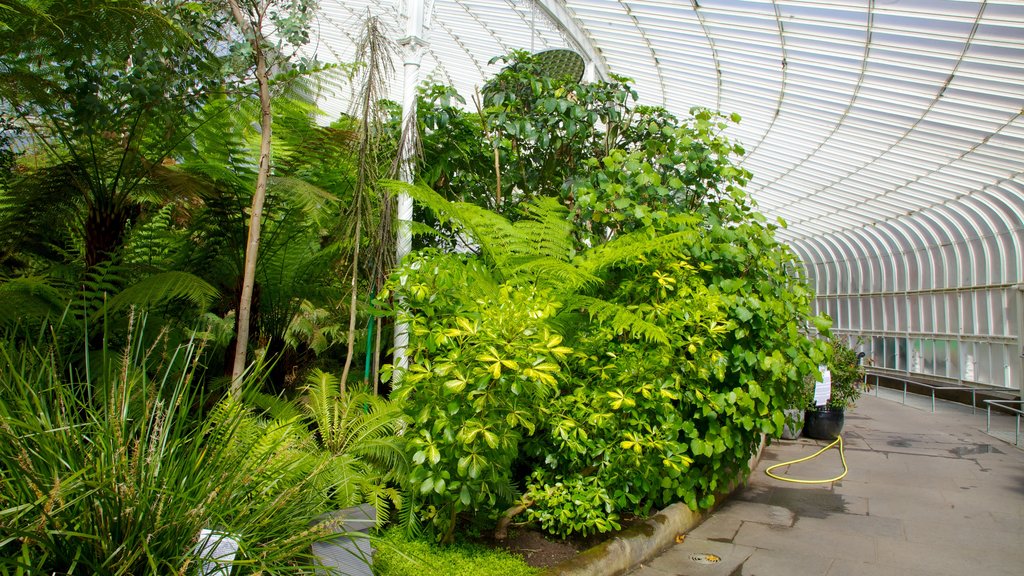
[309,0,1024,244]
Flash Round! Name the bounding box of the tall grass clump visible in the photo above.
[0,318,338,575]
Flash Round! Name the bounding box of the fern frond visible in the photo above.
[245,390,305,422]
[305,369,341,448]
[0,276,65,326]
[101,271,219,319]
[566,295,669,345]
[577,226,700,276]
[268,176,339,224]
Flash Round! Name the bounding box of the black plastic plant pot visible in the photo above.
[803,407,845,441]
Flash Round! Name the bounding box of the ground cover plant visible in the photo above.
[374,528,538,576]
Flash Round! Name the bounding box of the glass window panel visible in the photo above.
[932,293,946,335]
[872,336,884,369]
[993,345,1009,388]
[974,343,991,386]
[947,340,960,380]
[975,291,990,336]
[1004,289,1017,338]
[872,293,880,330]
[866,297,879,330]
[962,291,975,336]
[909,338,922,374]
[834,298,848,330]
[847,259,860,292]
[921,339,937,376]
[943,244,957,288]
[908,294,920,332]
[848,296,860,330]
[895,337,907,372]
[947,293,959,334]
[970,238,987,286]
[917,248,932,290]
[815,263,829,294]
[868,255,882,292]
[883,296,895,331]
[1002,231,1018,282]
[827,260,839,293]
[827,298,839,324]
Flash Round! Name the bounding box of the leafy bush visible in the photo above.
[523,473,621,539]
[823,336,864,410]
[390,52,829,540]
[299,369,410,525]
[382,252,570,542]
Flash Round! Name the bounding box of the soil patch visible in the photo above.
[498,529,581,569]
[491,516,645,569]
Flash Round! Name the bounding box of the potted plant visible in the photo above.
[804,336,864,440]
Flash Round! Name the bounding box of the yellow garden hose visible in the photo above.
[765,435,848,484]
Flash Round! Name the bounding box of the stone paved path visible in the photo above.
[628,393,1024,576]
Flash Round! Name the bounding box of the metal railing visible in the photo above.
[864,371,1009,414]
[985,400,1024,448]
[864,370,1023,448]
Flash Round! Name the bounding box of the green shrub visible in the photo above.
[382,252,570,542]
[823,336,864,410]
[523,473,620,539]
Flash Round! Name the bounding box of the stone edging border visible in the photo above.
[540,435,767,576]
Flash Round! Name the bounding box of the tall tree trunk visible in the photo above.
[227,0,273,396]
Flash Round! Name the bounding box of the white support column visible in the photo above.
[393,0,431,378]
[1016,284,1024,395]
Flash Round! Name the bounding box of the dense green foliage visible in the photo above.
[3,1,831,559]
[388,51,830,541]
[0,326,328,573]
[0,318,410,573]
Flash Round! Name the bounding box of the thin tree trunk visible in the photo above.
[372,315,382,394]
[338,212,361,395]
[227,0,272,397]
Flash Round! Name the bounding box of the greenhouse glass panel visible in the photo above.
[962,291,976,336]
[913,291,921,332]
[892,336,909,373]
[947,293,960,335]
[868,293,884,330]
[943,244,958,289]
[1003,289,1017,339]
[881,296,893,332]
[974,291,990,336]
[947,340,960,381]
[932,293,946,336]
[871,336,885,369]
[975,343,992,386]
